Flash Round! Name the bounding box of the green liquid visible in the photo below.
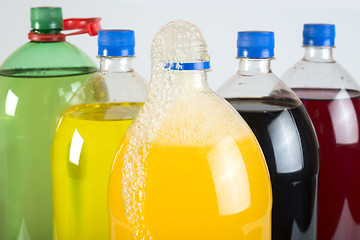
[0,72,93,239]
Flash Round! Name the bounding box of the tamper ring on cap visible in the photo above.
[164,61,211,70]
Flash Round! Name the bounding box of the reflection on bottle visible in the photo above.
[69,129,84,166]
[17,218,31,240]
[330,89,359,144]
[333,199,360,238]
[268,110,303,174]
[208,136,251,216]
[71,82,82,94]
[5,90,18,117]
[59,85,81,104]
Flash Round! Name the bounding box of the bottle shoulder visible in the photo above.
[282,58,360,91]
[67,69,148,107]
[0,41,96,77]
[158,91,254,137]
[218,71,302,106]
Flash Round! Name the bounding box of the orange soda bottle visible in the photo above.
[108,20,272,240]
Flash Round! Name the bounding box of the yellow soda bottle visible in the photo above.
[51,30,148,239]
[108,21,272,240]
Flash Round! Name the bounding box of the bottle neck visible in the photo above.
[100,57,133,73]
[238,58,271,75]
[172,71,208,91]
[303,46,335,63]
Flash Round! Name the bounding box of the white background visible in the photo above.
[0,0,359,90]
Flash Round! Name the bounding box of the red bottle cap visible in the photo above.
[28,18,102,42]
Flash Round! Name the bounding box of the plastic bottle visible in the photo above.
[108,20,272,240]
[282,24,360,240]
[51,30,148,240]
[218,31,319,240]
[0,7,100,240]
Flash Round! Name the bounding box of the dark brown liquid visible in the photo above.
[227,97,319,240]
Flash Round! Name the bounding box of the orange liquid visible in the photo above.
[108,94,272,239]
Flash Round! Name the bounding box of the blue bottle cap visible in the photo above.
[237,31,275,58]
[98,30,135,57]
[303,24,335,47]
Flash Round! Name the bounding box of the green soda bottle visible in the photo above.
[0,7,100,239]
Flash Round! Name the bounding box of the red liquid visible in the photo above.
[294,88,360,240]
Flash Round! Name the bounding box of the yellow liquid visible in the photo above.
[51,103,143,240]
[109,94,272,240]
